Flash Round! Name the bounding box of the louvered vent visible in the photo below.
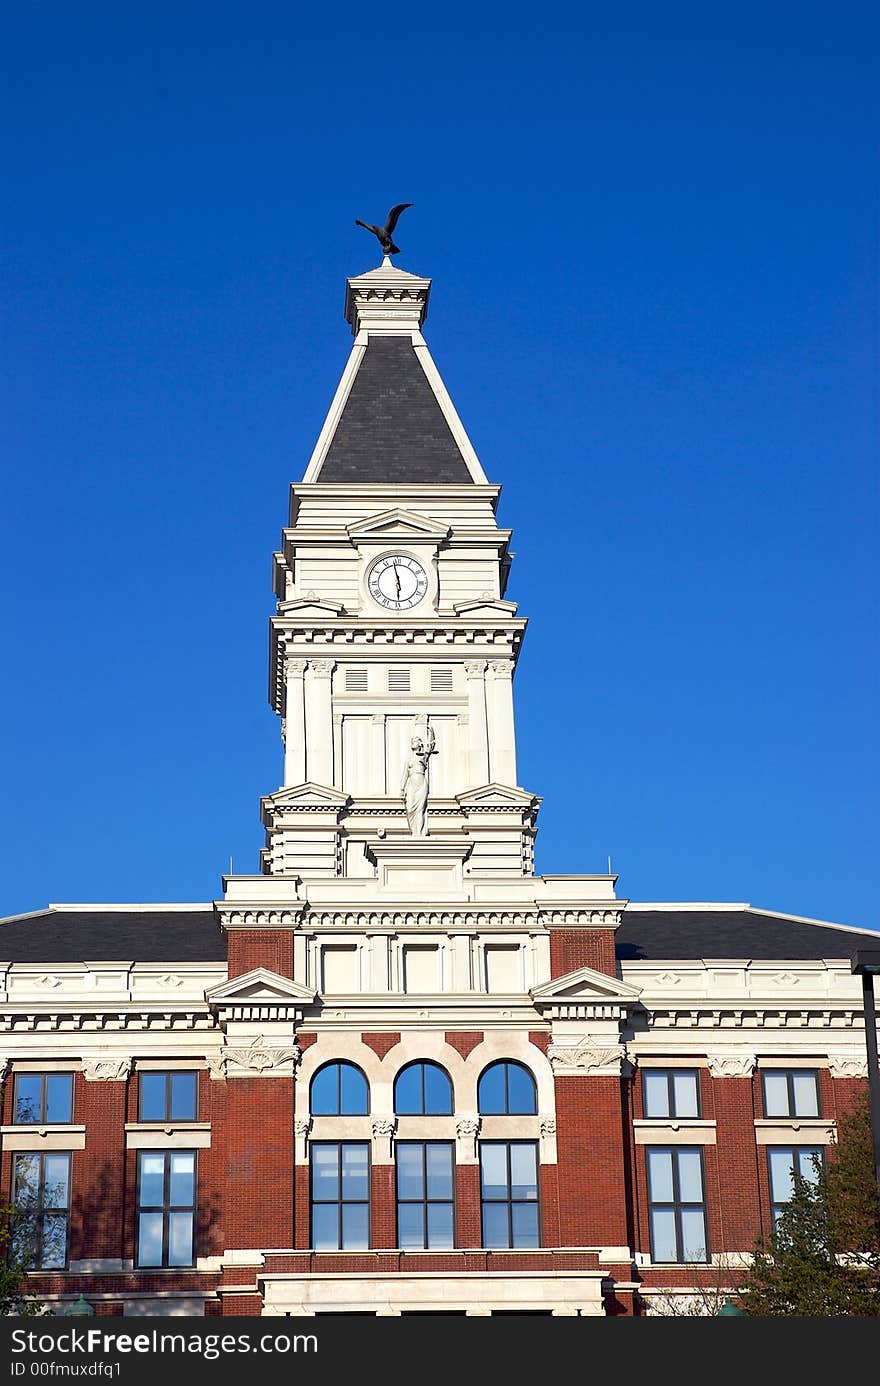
[388,668,411,693]
[345,667,369,692]
[430,667,453,693]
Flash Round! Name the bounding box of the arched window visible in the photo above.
[478,1061,537,1115]
[394,1062,453,1116]
[310,1062,369,1116]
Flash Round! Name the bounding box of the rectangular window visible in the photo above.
[396,1142,455,1250]
[136,1151,196,1267]
[479,1142,539,1249]
[13,1073,73,1125]
[11,1153,71,1269]
[762,1070,820,1119]
[311,1142,370,1251]
[138,1072,198,1123]
[642,1070,701,1119]
[646,1147,709,1263]
[768,1147,824,1223]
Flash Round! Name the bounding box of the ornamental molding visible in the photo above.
[371,1118,398,1138]
[828,1055,869,1079]
[205,1053,228,1081]
[0,1012,216,1035]
[294,1117,313,1138]
[82,1056,133,1083]
[706,1054,757,1078]
[464,661,487,677]
[455,1116,481,1157]
[310,660,336,676]
[539,1116,557,1137]
[223,1038,301,1076]
[285,660,308,677]
[282,908,623,933]
[547,1040,625,1074]
[646,1006,862,1030]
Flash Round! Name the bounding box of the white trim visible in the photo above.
[633,1120,717,1146]
[1,1125,86,1151]
[411,343,488,484]
[754,1119,835,1145]
[301,343,368,484]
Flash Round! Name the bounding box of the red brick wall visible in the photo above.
[75,1073,127,1262]
[554,1075,630,1246]
[445,1032,483,1058]
[362,1033,400,1059]
[226,930,294,978]
[549,929,617,978]
[213,1077,294,1248]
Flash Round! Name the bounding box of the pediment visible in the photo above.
[531,966,643,1007]
[347,508,450,542]
[279,597,346,617]
[206,968,317,1005]
[457,783,540,808]
[263,782,350,809]
[453,598,519,618]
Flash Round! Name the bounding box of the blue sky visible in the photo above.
[3,3,877,928]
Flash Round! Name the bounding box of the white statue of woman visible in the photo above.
[400,726,436,837]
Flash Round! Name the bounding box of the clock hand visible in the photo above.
[393,565,401,596]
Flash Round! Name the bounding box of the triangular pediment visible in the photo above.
[206,968,317,1005]
[347,509,450,542]
[453,598,519,618]
[279,597,346,617]
[263,782,350,809]
[457,783,541,808]
[531,966,643,1006]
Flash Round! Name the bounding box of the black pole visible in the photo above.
[860,969,880,1227]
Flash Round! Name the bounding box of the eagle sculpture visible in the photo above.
[355,203,413,257]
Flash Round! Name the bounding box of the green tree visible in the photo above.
[0,1202,48,1316]
[741,1093,880,1316]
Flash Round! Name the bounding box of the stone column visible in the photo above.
[464,660,489,786]
[283,657,307,785]
[305,660,335,786]
[487,659,516,786]
[370,714,386,795]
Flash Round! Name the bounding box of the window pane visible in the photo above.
[650,1208,678,1262]
[672,1073,699,1118]
[646,1150,674,1203]
[397,1146,425,1200]
[511,1203,540,1247]
[13,1155,41,1208]
[312,1205,339,1250]
[44,1155,70,1207]
[426,1202,454,1249]
[40,1215,69,1269]
[768,1149,796,1203]
[341,1202,369,1250]
[509,1144,538,1200]
[140,1074,167,1121]
[506,1064,536,1115]
[138,1212,164,1267]
[311,1146,340,1201]
[311,1066,339,1115]
[423,1065,452,1115]
[398,1203,424,1250]
[763,1073,790,1117]
[170,1073,197,1121]
[680,1209,708,1263]
[796,1148,823,1184]
[169,1152,195,1206]
[482,1203,510,1248]
[425,1143,453,1200]
[168,1211,194,1266]
[339,1064,368,1115]
[139,1153,166,1208]
[15,1077,42,1124]
[676,1151,704,1202]
[46,1075,73,1124]
[793,1073,819,1117]
[478,1064,506,1114]
[11,1215,39,1267]
[342,1143,369,1201]
[480,1146,509,1199]
[395,1065,423,1115]
[643,1073,670,1119]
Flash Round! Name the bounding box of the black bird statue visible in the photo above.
[355,203,413,257]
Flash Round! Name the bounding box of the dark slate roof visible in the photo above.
[616,909,871,961]
[317,337,473,484]
[0,910,226,963]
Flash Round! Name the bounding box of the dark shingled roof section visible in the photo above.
[0,910,226,962]
[317,336,473,484]
[616,909,867,961]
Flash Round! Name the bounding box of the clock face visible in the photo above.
[367,554,429,610]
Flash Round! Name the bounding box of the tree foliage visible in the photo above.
[0,1204,48,1316]
[741,1093,880,1316]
